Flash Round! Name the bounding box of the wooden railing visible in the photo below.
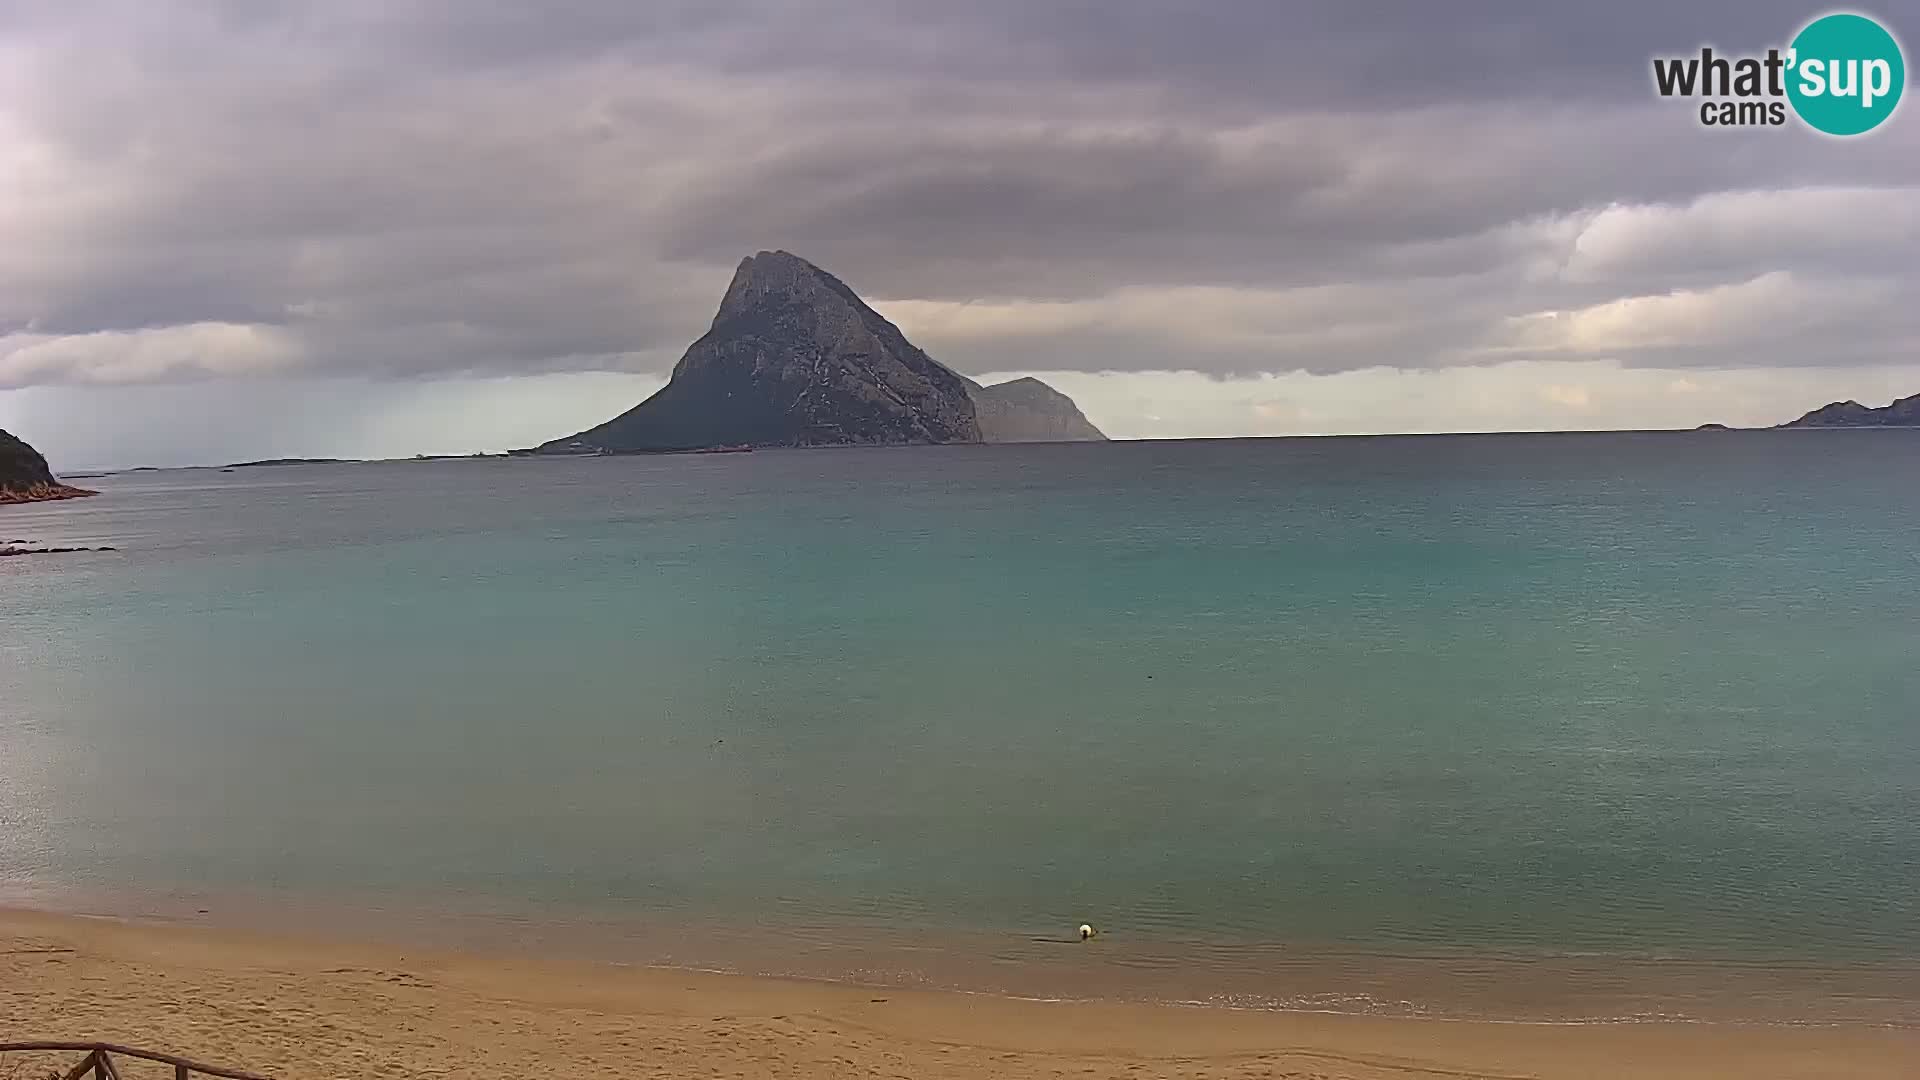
[0,1042,274,1080]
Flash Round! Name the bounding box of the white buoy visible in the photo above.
[1079,923,1096,941]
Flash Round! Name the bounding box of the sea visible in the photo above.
[3,432,1917,1025]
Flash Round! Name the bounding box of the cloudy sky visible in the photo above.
[2,1,1916,467]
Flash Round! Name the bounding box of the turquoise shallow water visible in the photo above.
[2,432,1917,1018]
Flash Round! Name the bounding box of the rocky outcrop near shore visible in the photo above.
[0,428,95,505]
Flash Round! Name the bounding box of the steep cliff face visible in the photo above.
[1777,393,1920,428]
[0,428,94,505]
[966,376,1107,443]
[542,251,981,452]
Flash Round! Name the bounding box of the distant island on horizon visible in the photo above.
[1770,392,1920,430]
[1692,392,1920,432]
[535,250,1106,455]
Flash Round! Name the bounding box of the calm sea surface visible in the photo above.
[3,433,1917,1021]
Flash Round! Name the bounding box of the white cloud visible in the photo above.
[1540,384,1592,409]
[1501,272,1898,355]
[0,322,300,387]
[1564,187,1920,284]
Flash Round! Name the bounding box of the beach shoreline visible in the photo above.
[4,906,1915,1080]
[12,881,1918,1031]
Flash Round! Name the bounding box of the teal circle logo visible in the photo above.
[1787,12,1905,135]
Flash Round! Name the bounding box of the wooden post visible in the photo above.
[61,1051,99,1080]
[177,1066,191,1080]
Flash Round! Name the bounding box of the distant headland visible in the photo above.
[536,250,1105,454]
[223,457,359,468]
[1773,392,1920,429]
[1692,392,1920,432]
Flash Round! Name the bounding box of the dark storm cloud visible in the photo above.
[241,0,1825,109]
[920,0,1825,110]
[653,109,1864,299]
[1,0,1915,390]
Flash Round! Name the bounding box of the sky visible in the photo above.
[1,1,1917,467]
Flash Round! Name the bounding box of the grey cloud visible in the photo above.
[151,1,1827,109]
[661,103,1914,320]
[0,0,1915,394]
[947,0,1823,110]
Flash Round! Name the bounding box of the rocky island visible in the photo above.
[0,428,95,505]
[965,376,1106,443]
[540,251,1104,453]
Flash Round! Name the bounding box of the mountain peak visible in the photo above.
[743,248,816,273]
[733,249,830,288]
[712,250,862,326]
[544,252,981,452]
[539,252,1107,453]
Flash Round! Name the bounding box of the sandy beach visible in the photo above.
[2,908,1913,1080]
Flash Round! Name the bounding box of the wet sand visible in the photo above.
[3,907,1914,1079]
